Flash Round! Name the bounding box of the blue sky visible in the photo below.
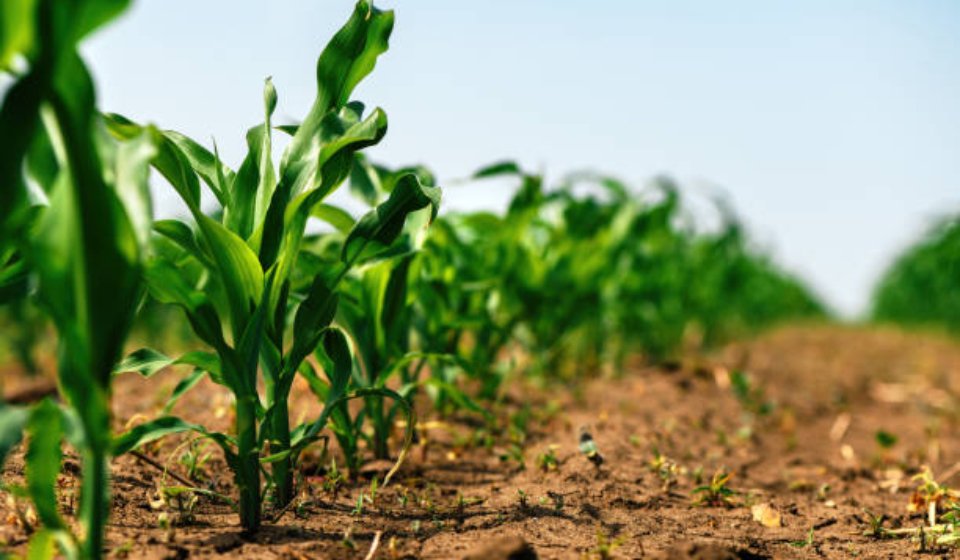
[83,1,960,317]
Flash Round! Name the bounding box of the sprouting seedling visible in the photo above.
[579,426,604,468]
[862,509,889,538]
[592,526,625,560]
[499,443,526,471]
[909,466,960,526]
[648,448,679,491]
[353,491,365,517]
[876,430,898,450]
[547,491,565,512]
[536,444,560,472]
[341,527,357,551]
[790,527,815,548]
[729,370,773,416]
[367,477,380,506]
[692,469,738,507]
[177,439,213,483]
[517,489,529,510]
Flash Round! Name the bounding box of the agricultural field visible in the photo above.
[2,1,959,559]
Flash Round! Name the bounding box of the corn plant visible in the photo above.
[293,160,475,473]
[0,1,153,558]
[109,0,437,532]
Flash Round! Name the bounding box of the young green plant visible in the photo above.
[110,0,437,532]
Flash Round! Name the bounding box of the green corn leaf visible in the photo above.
[114,348,220,379]
[104,114,202,211]
[163,369,208,414]
[282,0,393,172]
[315,327,352,401]
[232,270,274,399]
[113,416,237,462]
[226,78,277,240]
[144,261,226,348]
[0,257,29,305]
[228,125,269,239]
[31,52,144,472]
[258,0,396,271]
[310,203,356,234]
[288,277,339,375]
[25,400,65,531]
[68,0,132,45]
[26,529,58,560]
[153,220,212,269]
[113,347,173,377]
[472,160,521,179]
[0,0,38,70]
[196,214,264,337]
[297,360,329,402]
[342,173,440,265]
[162,129,233,206]
[348,154,382,205]
[260,104,387,273]
[108,129,156,248]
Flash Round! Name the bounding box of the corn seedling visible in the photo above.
[108,0,437,532]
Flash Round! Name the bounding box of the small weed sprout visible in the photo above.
[536,444,561,472]
[517,489,529,510]
[547,490,565,512]
[909,466,959,525]
[177,439,213,482]
[790,527,815,548]
[341,527,357,551]
[692,470,738,507]
[648,448,680,491]
[353,491,365,517]
[323,458,345,496]
[862,509,889,538]
[591,526,625,559]
[499,443,526,471]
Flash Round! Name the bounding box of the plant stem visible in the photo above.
[235,394,260,534]
[270,397,294,507]
[80,446,108,560]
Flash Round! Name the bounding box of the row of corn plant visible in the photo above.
[408,163,827,390]
[0,0,829,557]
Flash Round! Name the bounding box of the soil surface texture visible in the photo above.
[4,324,960,559]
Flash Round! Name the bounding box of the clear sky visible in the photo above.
[83,1,960,318]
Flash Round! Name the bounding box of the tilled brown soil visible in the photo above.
[5,324,960,559]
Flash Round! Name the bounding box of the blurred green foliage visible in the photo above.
[872,216,960,333]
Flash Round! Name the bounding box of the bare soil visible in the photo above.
[5,324,960,559]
